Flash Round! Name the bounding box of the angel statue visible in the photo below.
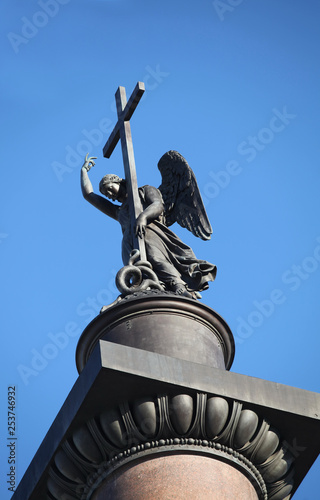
[81,150,216,299]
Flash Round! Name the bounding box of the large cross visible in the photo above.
[103,81,146,262]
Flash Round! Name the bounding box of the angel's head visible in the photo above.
[99,174,127,202]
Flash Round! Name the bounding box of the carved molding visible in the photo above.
[47,393,294,500]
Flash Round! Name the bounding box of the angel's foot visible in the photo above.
[169,280,193,299]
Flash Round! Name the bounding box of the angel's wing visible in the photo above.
[158,150,212,240]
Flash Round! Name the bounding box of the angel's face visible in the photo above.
[104,182,127,203]
[104,182,120,201]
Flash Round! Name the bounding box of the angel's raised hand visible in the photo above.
[82,153,97,172]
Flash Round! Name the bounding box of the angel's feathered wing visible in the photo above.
[158,150,212,240]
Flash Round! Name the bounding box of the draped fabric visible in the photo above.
[118,187,216,292]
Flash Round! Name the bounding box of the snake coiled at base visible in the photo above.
[116,249,163,295]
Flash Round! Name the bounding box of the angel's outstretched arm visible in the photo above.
[81,155,119,221]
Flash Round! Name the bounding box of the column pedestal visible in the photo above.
[76,291,235,373]
[11,291,320,500]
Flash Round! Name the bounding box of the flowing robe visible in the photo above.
[117,186,216,292]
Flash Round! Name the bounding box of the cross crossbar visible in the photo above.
[103,81,145,158]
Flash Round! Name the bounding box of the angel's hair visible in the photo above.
[99,174,126,195]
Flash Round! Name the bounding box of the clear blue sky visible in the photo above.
[1,0,320,497]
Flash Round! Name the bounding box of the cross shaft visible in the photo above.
[103,82,146,261]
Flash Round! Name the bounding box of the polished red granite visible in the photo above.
[92,453,259,500]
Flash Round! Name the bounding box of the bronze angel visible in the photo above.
[81,150,216,298]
